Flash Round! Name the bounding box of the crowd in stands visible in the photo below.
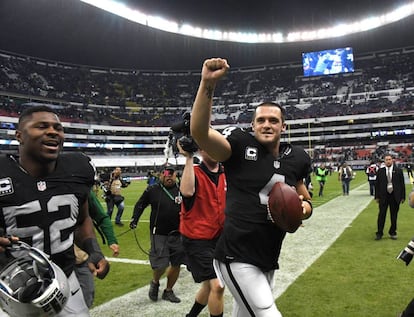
[312,144,413,165]
[1,47,414,125]
[0,47,414,165]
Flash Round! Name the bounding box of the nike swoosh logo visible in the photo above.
[71,288,80,296]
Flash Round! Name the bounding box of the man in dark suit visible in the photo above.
[375,153,406,240]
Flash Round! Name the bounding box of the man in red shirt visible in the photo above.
[178,142,226,317]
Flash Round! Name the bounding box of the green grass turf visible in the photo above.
[93,180,153,306]
[92,172,414,316]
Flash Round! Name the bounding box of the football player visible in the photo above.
[190,58,313,317]
[0,106,109,316]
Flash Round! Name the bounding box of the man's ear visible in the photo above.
[15,130,22,144]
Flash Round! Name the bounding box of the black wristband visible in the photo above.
[82,238,104,264]
[303,199,313,219]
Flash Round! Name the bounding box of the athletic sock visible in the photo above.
[186,301,206,317]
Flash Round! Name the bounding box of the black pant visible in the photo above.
[106,195,125,223]
[318,180,325,196]
[368,180,376,196]
[376,193,400,236]
[402,299,414,317]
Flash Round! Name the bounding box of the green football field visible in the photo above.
[92,171,414,316]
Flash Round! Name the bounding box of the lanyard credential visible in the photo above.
[160,184,175,201]
[160,184,182,204]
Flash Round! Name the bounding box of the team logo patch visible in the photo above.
[0,177,13,196]
[37,181,47,192]
[245,147,258,161]
[274,161,280,169]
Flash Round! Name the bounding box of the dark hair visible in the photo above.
[18,106,58,129]
[252,101,286,122]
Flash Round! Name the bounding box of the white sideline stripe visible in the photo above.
[110,219,150,223]
[91,183,372,317]
[273,183,371,298]
[106,257,150,265]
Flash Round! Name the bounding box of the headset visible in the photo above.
[0,241,69,317]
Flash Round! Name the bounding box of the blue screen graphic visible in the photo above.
[302,47,354,77]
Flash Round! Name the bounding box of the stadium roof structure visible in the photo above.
[1,0,414,71]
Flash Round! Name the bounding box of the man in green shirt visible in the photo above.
[316,163,329,197]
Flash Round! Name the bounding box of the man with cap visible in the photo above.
[130,165,186,303]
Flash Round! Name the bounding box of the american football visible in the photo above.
[409,190,414,208]
[267,182,303,233]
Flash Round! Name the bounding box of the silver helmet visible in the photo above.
[0,241,69,317]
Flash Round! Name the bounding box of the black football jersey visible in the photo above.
[215,127,311,272]
[0,153,95,276]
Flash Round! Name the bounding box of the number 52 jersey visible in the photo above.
[0,153,95,276]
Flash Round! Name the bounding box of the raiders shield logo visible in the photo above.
[274,161,280,169]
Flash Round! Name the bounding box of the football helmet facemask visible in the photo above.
[0,241,69,317]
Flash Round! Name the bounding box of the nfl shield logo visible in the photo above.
[274,161,280,169]
[37,181,47,191]
[0,178,13,196]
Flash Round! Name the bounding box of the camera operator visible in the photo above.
[397,189,414,316]
[106,167,127,226]
[178,141,226,317]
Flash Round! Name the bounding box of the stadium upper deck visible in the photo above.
[0,46,413,168]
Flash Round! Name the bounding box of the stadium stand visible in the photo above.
[0,46,413,174]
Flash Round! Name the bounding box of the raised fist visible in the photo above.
[202,58,230,81]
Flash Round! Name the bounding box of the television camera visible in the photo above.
[168,112,198,156]
[398,237,414,266]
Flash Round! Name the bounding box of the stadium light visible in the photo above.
[80,0,414,43]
